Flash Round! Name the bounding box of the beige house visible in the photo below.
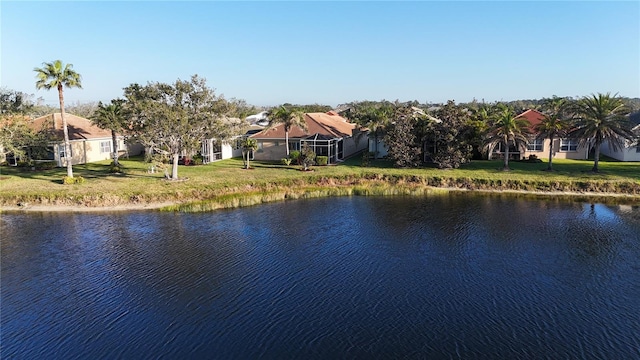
[29,113,141,166]
[490,109,589,160]
[250,111,368,163]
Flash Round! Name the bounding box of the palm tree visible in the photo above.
[34,60,82,178]
[91,100,126,165]
[536,96,570,171]
[347,101,394,159]
[483,104,530,171]
[267,105,307,156]
[570,93,633,172]
[241,137,258,169]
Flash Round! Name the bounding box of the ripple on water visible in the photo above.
[1,197,640,359]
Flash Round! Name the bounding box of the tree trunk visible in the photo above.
[503,140,510,171]
[58,84,73,178]
[592,142,601,172]
[547,135,554,171]
[171,153,179,179]
[111,129,119,165]
[285,130,290,156]
[374,132,379,160]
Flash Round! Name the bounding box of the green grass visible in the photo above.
[1,156,639,210]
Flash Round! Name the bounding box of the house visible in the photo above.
[250,111,368,163]
[28,113,142,166]
[600,111,640,161]
[490,109,589,160]
[201,124,264,163]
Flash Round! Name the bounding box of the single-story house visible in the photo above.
[490,109,589,160]
[201,125,264,163]
[250,111,368,163]
[600,111,640,161]
[28,113,142,166]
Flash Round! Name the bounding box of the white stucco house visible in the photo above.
[600,111,640,161]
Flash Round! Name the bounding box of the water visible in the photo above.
[2,195,640,359]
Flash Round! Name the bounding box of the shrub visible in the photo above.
[16,160,32,168]
[300,145,316,171]
[281,158,292,166]
[316,156,328,166]
[289,150,301,164]
[34,161,57,170]
[62,176,86,185]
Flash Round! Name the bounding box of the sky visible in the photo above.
[1,1,639,108]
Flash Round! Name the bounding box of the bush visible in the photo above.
[62,176,86,185]
[281,158,292,166]
[34,161,57,170]
[289,150,301,164]
[300,145,316,171]
[316,156,328,166]
[16,160,32,168]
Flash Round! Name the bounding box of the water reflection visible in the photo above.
[2,195,640,359]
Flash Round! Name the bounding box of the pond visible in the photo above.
[2,195,640,359]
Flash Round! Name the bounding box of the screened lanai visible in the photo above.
[300,133,344,164]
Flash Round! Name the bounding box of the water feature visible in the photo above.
[2,194,640,358]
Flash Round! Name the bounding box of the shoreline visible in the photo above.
[2,187,639,213]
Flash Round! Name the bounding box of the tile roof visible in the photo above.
[251,112,358,140]
[29,113,112,141]
[517,109,545,128]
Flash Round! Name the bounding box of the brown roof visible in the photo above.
[29,113,112,140]
[251,112,358,140]
[517,109,546,132]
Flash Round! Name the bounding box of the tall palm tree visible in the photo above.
[571,93,633,172]
[483,104,530,171]
[267,105,307,156]
[34,60,82,178]
[536,96,570,171]
[91,99,126,165]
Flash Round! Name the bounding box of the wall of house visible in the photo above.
[253,140,288,161]
[601,141,640,161]
[56,138,132,166]
[521,138,589,161]
[368,138,389,158]
[344,136,367,158]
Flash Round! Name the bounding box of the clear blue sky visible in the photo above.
[2,1,639,108]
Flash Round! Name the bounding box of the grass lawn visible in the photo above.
[1,156,639,209]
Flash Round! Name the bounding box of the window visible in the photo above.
[560,139,578,152]
[58,144,72,158]
[636,144,640,153]
[100,141,112,153]
[257,142,263,153]
[288,141,301,151]
[527,138,543,152]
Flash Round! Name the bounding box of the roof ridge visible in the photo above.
[305,113,340,137]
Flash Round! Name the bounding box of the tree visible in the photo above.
[425,100,474,169]
[267,105,307,157]
[241,137,258,169]
[34,60,82,178]
[536,96,570,171]
[1,88,33,115]
[383,103,421,167]
[91,100,126,165]
[344,100,394,159]
[123,75,231,180]
[570,93,633,172]
[0,116,32,161]
[483,104,530,171]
